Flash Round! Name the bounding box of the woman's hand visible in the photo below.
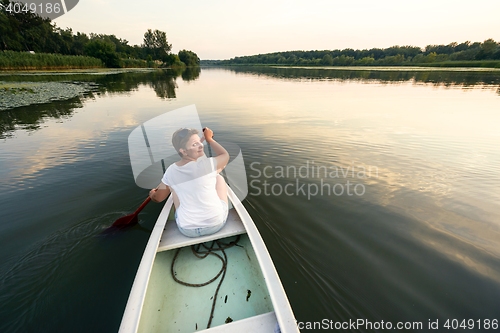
[149,184,171,203]
[149,188,158,202]
[202,127,214,143]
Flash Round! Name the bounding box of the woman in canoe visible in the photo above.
[148,127,230,237]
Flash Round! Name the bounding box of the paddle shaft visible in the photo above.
[203,128,213,157]
[133,196,152,216]
[207,142,213,157]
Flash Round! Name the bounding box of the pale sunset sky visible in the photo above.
[54,0,500,60]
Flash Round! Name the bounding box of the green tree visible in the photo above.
[411,54,425,63]
[84,39,121,67]
[142,29,172,62]
[71,32,89,55]
[178,49,200,66]
[357,57,375,65]
[163,53,183,66]
[476,39,499,60]
[383,54,405,64]
[321,54,333,65]
[0,0,54,52]
[0,9,21,50]
[333,55,354,66]
[51,27,74,54]
[143,29,154,48]
[481,39,498,53]
[425,52,437,63]
[276,55,287,64]
[153,29,171,61]
[454,41,470,52]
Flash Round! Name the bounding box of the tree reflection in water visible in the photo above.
[0,67,201,138]
[1,66,498,139]
[223,66,500,92]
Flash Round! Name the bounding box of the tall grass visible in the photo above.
[120,58,150,68]
[413,60,500,68]
[0,51,103,70]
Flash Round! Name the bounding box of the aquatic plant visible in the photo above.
[0,81,98,111]
[0,51,103,70]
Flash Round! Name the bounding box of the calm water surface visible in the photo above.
[0,67,499,332]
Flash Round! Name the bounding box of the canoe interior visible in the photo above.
[138,233,274,333]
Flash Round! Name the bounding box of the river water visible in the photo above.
[0,67,499,332]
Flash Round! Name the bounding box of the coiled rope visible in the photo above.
[171,235,241,329]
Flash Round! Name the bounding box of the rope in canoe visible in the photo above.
[171,235,241,329]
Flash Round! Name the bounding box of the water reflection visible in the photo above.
[2,66,499,139]
[0,67,201,138]
[0,98,83,138]
[191,68,500,285]
[216,66,500,93]
[180,66,201,82]
[1,66,500,332]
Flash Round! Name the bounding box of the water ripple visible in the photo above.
[0,213,125,332]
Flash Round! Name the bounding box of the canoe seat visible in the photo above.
[157,209,246,252]
[197,311,278,333]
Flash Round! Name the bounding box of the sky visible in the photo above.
[54,0,500,60]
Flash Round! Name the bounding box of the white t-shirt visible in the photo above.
[161,156,223,229]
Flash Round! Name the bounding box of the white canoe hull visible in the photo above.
[118,187,299,333]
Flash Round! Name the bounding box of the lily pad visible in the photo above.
[0,81,98,111]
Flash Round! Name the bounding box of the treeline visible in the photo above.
[205,39,500,67]
[0,0,200,68]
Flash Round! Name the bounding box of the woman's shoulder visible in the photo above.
[169,156,215,174]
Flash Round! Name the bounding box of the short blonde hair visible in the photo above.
[172,128,199,157]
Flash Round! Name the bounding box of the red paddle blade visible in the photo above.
[107,196,150,231]
[111,214,139,228]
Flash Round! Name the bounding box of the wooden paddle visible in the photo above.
[111,196,151,228]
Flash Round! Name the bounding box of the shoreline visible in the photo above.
[9,64,499,72]
[0,68,165,75]
[201,64,500,72]
[270,65,500,72]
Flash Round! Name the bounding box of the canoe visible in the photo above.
[118,186,299,333]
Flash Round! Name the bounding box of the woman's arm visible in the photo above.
[149,183,171,203]
[203,128,229,173]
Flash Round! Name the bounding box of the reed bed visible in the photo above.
[0,51,103,70]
